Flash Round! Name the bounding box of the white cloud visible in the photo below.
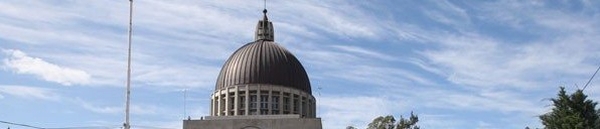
[418,31,600,90]
[2,49,91,86]
[407,2,600,125]
[481,0,599,34]
[0,85,60,101]
[318,96,398,129]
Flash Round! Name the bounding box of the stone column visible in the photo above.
[279,91,283,114]
[257,86,261,115]
[313,99,317,118]
[290,93,295,114]
[217,91,222,116]
[224,88,229,116]
[245,85,249,115]
[214,95,218,116]
[299,96,304,117]
[268,88,272,114]
[234,86,239,116]
[209,96,213,116]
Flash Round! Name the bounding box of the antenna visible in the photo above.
[582,64,600,91]
[125,0,133,129]
[263,0,267,10]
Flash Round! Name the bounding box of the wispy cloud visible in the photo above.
[79,101,122,114]
[0,0,232,88]
[133,64,220,89]
[76,98,162,115]
[419,31,600,90]
[418,114,465,129]
[276,1,380,39]
[432,89,543,114]
[0,85,60,101]
[422,0,471,29]
[318,95,399,129]
[330,45,396,61]
[2,49,91,86]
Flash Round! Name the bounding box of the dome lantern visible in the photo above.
[254,9,274,41]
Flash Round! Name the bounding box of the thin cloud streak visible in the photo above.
[133,65,220,89]
[330,45,396,61]
[318,95,398,129]
[0,85,61,101]
[76,98,163,115]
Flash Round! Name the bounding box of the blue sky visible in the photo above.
[1,0,600,129]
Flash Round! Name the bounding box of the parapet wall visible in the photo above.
[183,116,322,129]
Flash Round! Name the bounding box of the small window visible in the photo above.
[283,97,290,111]
[260,95,269,109]
[250,96,257,109]
[239,96,246,108]
[271,96,279,110]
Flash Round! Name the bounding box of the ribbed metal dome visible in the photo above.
[215,40,311,94]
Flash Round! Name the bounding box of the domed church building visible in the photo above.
[183,9,322,129]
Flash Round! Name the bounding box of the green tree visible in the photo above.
[367,112,419,129]
[367,115,396,129]
[346,126,359,129]
[396,112,419,129]
[539,87,600,129]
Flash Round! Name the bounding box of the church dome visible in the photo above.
[208,9,317,119]
[215,40,311,94]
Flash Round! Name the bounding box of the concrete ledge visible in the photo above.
[205,114,301,120]
[184,116,322,129]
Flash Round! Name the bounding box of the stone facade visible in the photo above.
[183,115,322,129]
[210,84,316,118]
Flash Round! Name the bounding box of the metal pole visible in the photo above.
[125,0,133,129]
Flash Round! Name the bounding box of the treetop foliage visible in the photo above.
[539,87,600,129]
[365,112,419,129]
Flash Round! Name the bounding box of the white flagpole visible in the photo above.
[125,0,133,129]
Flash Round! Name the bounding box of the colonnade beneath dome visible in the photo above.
[210,84,316,118]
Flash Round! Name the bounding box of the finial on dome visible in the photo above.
[262,9,268,21]
[255,7,274,41]
[262,0,268,20]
